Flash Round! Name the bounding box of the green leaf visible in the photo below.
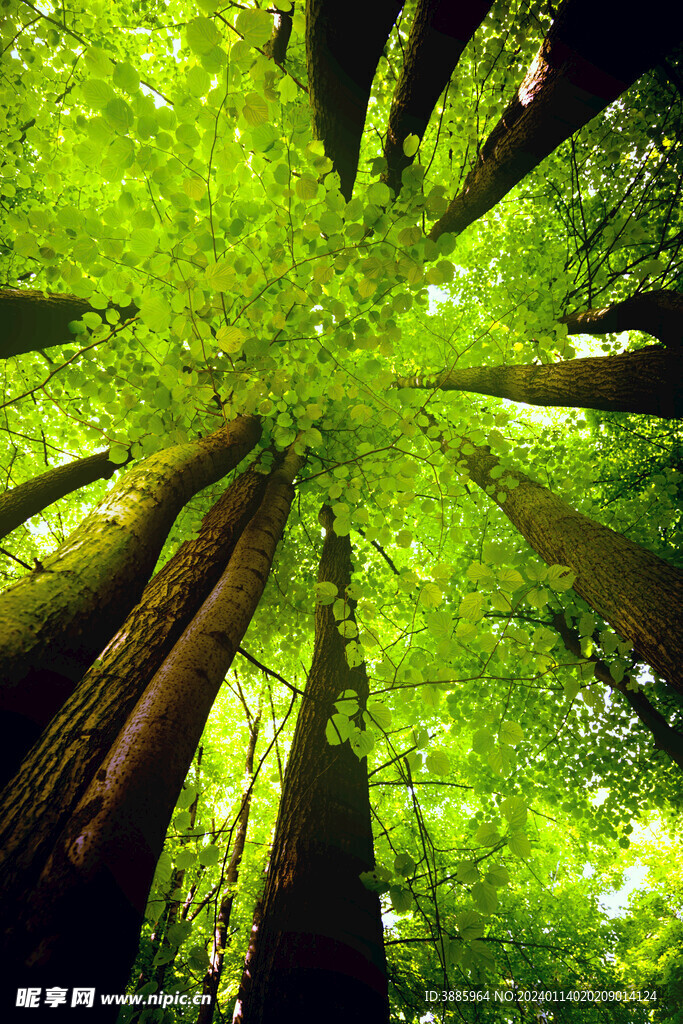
[472,880,499,914]
[458,591,485,621]
[402,134,420,158]
[475,822,501,847]
[507,831,532,858]
[326,713,351,746]
[216,326,246,354]
[499,721,524,746]
[394,853,416,877]
[425,749,450,775]
[456,908,484,940]
[350,729,374,759]
[113,61,140,94]
[456,860,480,884]
[366,702,392,731]
[501,796,527,829]
[243,92,268,127]
[198,844,220,866]
[175,849,196,870]
[187,17,221,54]
[81,79,115,110]
[139,292,171,332]
[390,885,412,913]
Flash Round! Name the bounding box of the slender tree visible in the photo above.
[0,446,131,541]
[396,346,682,417]
[550,612,683,770]
[233,506,388,1024]
[444,429,683,694]
[198,707,261,1024]
[429,0,683,240]
[0,415,260,783]
[1,446,301,1009]
[0,462,268,913]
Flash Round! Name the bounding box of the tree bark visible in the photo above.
[0,288,137,358]
[0,447,131,542]
[447,433,683,694]
[551,613,683,771]
[306,0,403,199]
[383,0,492,195]
[429,0,683,240]
[561,289,683,348]
[1,447,301,1010]
[396,346,683,417]
[0,464,268,922]
[264,5,294,66]
[0,415,261,786]
[197,712,261,1024]
[233,507,388,1024]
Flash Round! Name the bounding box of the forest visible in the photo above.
[0,0,682,1021]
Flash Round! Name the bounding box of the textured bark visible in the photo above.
[383,0,492,195]
[0,447,131,541]
[429,0,683,240]
[396,346,683,417]
[306,0,403,199]
[233,507,388,1024]
[264,5,294,66]
[1,447,301,1008]
[0,465,267,923]
[451,435,683,694]
[0,415,261,786]
[561,289,683,348]
[551,613,683,771]
[197,713,261,1024]
[0,288,137,358]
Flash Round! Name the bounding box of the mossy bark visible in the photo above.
[454,435,683,694]
[0,447,130,541]
[1,448,300,1010]
[0,464,267,922]
[233,508,388,1024]
[0,415,260,785]
[396,346,682,417]
[429,0,681,240]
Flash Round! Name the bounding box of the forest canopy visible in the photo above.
[1,0,683,1022]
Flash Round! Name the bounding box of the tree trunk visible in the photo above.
[0,415,260,786]
[264,5,294,66]
[0,447,301,1012]
[233,506,388,1024]
[383,0,492,195]
[448,433,683,694]
[306,0,403,199]
[0,464,268,923]
[396,346,683,417]
[197,712,261,1024]
[0,288,137,358]
[429,0,683,240]
[561,289,683,347]
[551,613,683,771]
[0,448,131,542]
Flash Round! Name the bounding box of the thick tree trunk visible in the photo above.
[0,447,131,541]
[562,289,683,348]
[0,288,137,358]
[0,464,267,922]
[0,447,301,1013]
[449,434,683,694]
[551,613,683,771]
[383,0,492,195]
[396,346,683,417]
[197,712,261,1024]
[0,415,260,786]
[233,507,388,1024]
[306,0,403,199]
[429,0,682,240]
